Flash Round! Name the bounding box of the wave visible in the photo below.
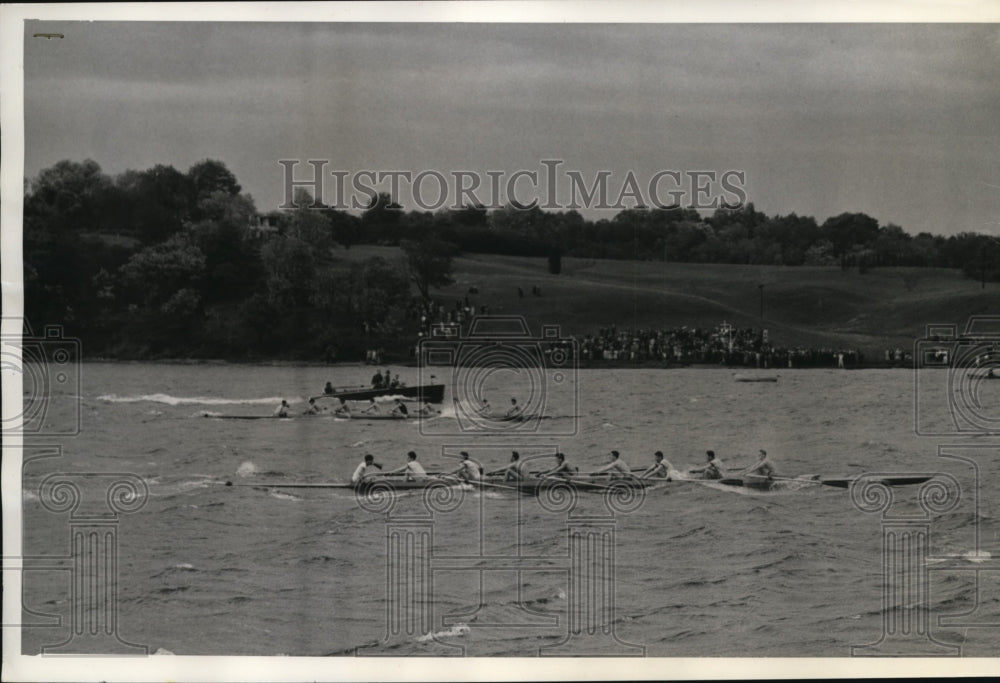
[97,393,291,406]
[415,623,470,642]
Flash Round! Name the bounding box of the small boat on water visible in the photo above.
[734,373,778,383]
[315,383,446,404]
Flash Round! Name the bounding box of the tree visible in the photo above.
[548,248,562,275]
[400,238,457,302]
[188,160,242,221]
[361,192,403,243]
[821,212,880,257]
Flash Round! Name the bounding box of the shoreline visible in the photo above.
[77,357,913,370]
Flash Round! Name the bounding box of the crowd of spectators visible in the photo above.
[577,324,867,368]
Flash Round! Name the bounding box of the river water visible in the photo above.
[18,363,1000,657]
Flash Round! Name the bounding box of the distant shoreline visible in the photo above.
[78,357,913,370]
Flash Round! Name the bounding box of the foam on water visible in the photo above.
[98,393,292,406]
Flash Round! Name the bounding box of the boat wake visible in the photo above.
[98,393,292,406]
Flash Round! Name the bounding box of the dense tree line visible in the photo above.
[21,158,1000,359]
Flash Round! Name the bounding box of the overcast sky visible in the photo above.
[22,20,1000,236]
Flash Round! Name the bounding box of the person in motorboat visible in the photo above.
[590,450,632,478]
[351,454,382,485]
[385,451,428,481]
[370,371,384,389]
[324,381,336,395]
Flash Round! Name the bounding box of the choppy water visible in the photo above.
[18,363,1000,656]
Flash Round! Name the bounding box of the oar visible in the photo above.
[474,479,524,492]
[224,480,353,489]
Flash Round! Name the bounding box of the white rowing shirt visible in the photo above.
[458,460,481,480]
[406,461,428,480]
[607,459,630,476]
[352,462,374,484]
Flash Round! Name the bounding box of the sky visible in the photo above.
[20,17,1000,237]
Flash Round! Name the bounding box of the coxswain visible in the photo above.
[391,399,409,418]
[324,381,335,395]
[273,400,290,418]
[448,451,482,481]
[488,450,526,481]
[385,451,428,481]
[539,452,574,478]
[742,449,776,478]
[504,397,522,419]
[351,454,382,485]
[302,398,321,415]
[640,451,673,480]
[591,450,631,478]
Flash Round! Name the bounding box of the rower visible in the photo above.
[488,450,526,481]
[539,452,574,478]
[476,397,492,416]
[693,450,726,480]
[351,454,383,485]
[385,451,428,481]
[333,397,351,416]
[742,449,776,478]
[273,400,290,418]
[391,399,409,418]
[416,401,439,417]
[324,381,335,395]
[640,451,673,480]
[302,398,321,415]
[362,398,379,414]
[591,450,631,478]
[448,451,482,481]
[504,397,522,419]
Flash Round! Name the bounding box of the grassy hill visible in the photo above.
[334,246,997,356]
